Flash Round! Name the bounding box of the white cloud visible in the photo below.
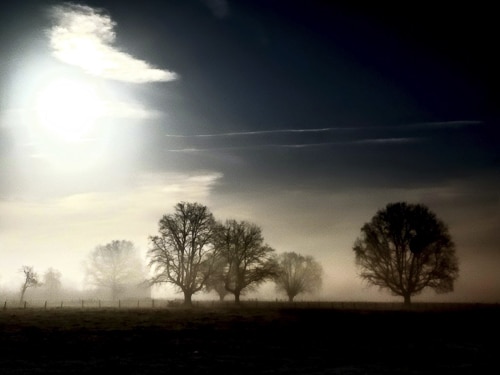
[102,100,163,119]
[48,4,178,83]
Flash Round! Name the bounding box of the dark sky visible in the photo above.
[0,0,498,302]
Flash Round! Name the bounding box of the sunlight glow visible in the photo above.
[34,77,104,142]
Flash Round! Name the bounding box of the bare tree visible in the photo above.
[42,268,62,300]
[204,254,230,301]
[19,266,40,304]
[148,202,218,305]
[353,202,459,305]
[215,220,278,303]
[274,252,323,302]
[85,240,145,300]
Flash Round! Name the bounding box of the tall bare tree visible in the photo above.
[19,266,40,304]
[275,252,323,302]
[353,202,459,305]
[215,220,278,303]
[85,240,145,300]
[148,202,218,305]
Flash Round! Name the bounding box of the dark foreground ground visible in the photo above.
[1,304,498,374]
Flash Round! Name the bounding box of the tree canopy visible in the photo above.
[353,202,459,304]
[85,240,145,300]
[215,219,278,303]
[275,252,323,302]
[148,202,219,305]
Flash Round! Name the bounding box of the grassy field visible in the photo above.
[1,303,498,374]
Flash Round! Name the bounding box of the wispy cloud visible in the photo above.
[48,3,178,83]
[162,120,479,152]
[164,120,480,138]
[164,138,421,152]
[102,100,163,119]
[165,128,343,138]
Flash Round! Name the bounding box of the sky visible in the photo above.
[0,0,498,302]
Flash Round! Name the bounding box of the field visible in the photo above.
[1,303,498,374]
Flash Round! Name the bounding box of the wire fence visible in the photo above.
[1,298,490,312]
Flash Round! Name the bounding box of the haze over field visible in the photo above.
[0,1,498,302]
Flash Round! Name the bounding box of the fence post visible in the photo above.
[98,300,101,309]
[81,300,84,309]
[60,301,63,309]
[137,300,140,308]
[118,300,121,309]
[152,299,155,308]
[44,301,47,310]
[24,301,27,309]
[3,301,6,310]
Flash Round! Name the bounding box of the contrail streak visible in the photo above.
[164,137,421,152]
[164,120,480,138]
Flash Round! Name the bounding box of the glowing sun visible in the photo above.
[35,77,104,142]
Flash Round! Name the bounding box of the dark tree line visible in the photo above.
[11,201,459,306]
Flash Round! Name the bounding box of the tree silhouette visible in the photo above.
[85,240,145,300]
[353,202,459,305]
[148,202,219,305]
[215,220,278,303]
[274,252,323,302]
[19,266,40,304]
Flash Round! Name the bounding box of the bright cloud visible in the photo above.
[102,100,163,120]
[48,4,178,83]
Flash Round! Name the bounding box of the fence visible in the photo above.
[1,298,488,312]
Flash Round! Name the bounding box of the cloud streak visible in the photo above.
[164,137,421,152]
[48,4,178,83]
[165,128,344,138]
[164,120,480,138]
[162,120,479,152]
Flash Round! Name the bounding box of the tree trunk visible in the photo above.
[19,286,27,304]
[234,291,241,304]
[403,294,411,306]
[183,291,193,306]
[218,294,225,301]
[288,295,294,302]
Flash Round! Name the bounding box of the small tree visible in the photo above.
[353,202,459,305]
[148,202,219,305]
[275,252,323,302]
[215,220,278,303]
[85,240,145,300]
[19,266,40,304]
